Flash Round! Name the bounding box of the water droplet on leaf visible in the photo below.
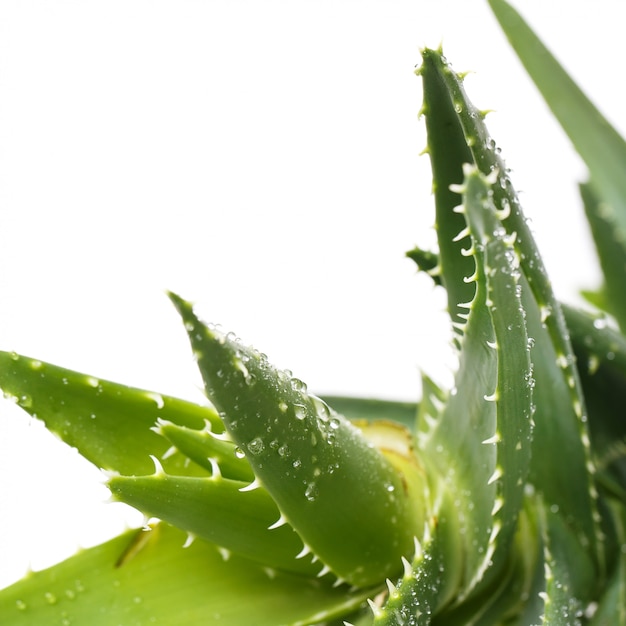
[305,482,318,501]
[247,437,265,455]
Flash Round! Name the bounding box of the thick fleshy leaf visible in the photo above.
[168,292,428,587]
[156,420,255,481]
[439,503,540,625]
[539,501,597,626]
[372,485,463,625]
[0,351,217,476]
[421,165,533,603]
[419,46,603,572]
[415,373,446,443]
[0,524,372,626]
[563,305,626,494]
[589,502,626,626]
[488,0,626,240]
[109,472,320,576]
[320,395,418,431]
[419,48,536,598]
[417,47,476,330]
[579,181,626,332]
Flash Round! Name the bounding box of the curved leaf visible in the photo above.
[0,524,372,626]
[168,291,428,587]
[0,351,217,476]
[488,0,626,242]
[109,472,320,576]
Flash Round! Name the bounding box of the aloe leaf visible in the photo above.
[418,47,476,330]
[168,292,427,587]
[539,502,597,626]
[420,46,603,571]
[589,502,626,626]
[415,372,446,443]
[563,305,626,493]
[488,0,626,240]
[373,488,463,625]
[579,181,626,331]
[109,472,321,576]
[0,523,371,626]
[440,504,539,625]
[416,163,532,603]
[405,247,442,287]
[156,420,255,481]
[459,166,533,591]
[320,395,418,431]
[0,351,217,476]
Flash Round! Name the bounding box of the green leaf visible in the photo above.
[156,420,255,481]
[579,181,626,332]
[0,351,217,476]
[109,472,321,576]
[539,501,596,626]
[563,305,626,494]
[420,45,603,573]
[405,247,442,287]
[415,373,446,442]
[320,395,418,431]
[0,523,372,626]
[589,501,626,626]
[488,0,626,240]
[439,503,540,625]
[419,48,535,600]
[417,47,476,331]
[168,291,428,588]
[373,487,463,625]
[426,165,533,601]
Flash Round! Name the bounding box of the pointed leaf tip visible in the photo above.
[169,293,429,587]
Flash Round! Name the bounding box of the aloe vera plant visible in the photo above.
[2,0,626,624]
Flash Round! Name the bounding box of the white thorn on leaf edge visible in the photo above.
[316,564,332,578]
[482,433,500,445]
[183,532,196,548]
[489,520,502,544]
[239,477,261,492]
[386,578,398,596]
[100,468,120,482]
[295,543,312,559]
[413,536,423,560]
[210,430,232,442]
[268,513,288,530]
[492,497,504,515]
[150,455,166,476]
[401,556,412,578]
[161,445,177,460]
[487,467,503,485]
[367,598,383,618]
[208,457,222,478]
[452,226,470,242]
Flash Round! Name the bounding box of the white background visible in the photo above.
[0,0,623,587]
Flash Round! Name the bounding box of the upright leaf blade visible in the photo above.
[488,0,626,239]
[418,47,476,329]
[420,46,603,571]
[579,181,626,332]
